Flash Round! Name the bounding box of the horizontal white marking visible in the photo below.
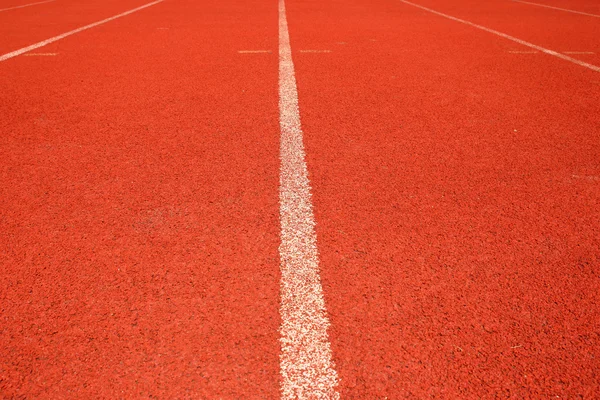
[278,0,339,398]
[0,0,164,62]
[564,51,595,55]
[238,50,272,53]
[512,0,600,18]
[508,50,538,54]
[22,53,58,56]
[399,0,600,73]
[572,174,600,181]
[0,0,54,12]
[299,49,332,53]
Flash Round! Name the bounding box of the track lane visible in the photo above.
[0,0,281,397]
[0,0,55,13]
[285,0,600,396]
[0,0,157,54]
[408,0,600,65]
[513,0,600,16]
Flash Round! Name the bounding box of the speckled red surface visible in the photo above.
[2,0,599,397]
[287,0,600,397]
[1,0,281,397]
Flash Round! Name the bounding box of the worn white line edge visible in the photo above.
[512,0,600,18]
[0,0,54,12]
[278,0,340,398]
[399,0,600,73]
[0,0,164,62]
[238,50,272,53]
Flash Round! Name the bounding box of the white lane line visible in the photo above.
[399,0,600,73]
[508,50,538,53]
[511,0,600,18]
[299,49,332,53]
[0,0,164,62]
[238,50,272,53]
[278,0,339,398]
[0,0,54,12]
[22,52,58,56]
[564,51,595,55]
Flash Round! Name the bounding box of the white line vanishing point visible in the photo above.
[0,0,164,62]
[278,0,339,398]
[512,0,600,18]
[398,0,600,73]
[0,0,54,13]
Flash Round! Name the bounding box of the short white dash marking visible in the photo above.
[508,50,538,54]
[398,0,600,73]
[299,49,332,53]
[512,0,600,18]
[0,0,164,62]
[278,0,339,398]
[0,0,54,12]
[22,52,58,56]
[238,50,272,53]
[563,51,595,55]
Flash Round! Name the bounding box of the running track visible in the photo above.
[1,0,598,398]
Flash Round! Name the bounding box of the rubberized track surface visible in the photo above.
[1,0,599,398]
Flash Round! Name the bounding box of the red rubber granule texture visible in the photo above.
[287,0,600,397]
[1,0,282,397]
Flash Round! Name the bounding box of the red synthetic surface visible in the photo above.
[1,0,281,397]
[2,0,600,397]
[0,0,157,54]
[288,0,599,397]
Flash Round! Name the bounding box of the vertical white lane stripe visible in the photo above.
[398,0,600,73]
[0,0,164,62]
[0,0,54,13]
[512,0,600,18]
[278,0,340,398]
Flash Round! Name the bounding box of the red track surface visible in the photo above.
[1,0,599,397]
[2,0,281,397]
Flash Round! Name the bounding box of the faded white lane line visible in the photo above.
[399,0,600,73]
[0,0,54,12]
[508,50,538,54]
[278,0,339,398]
[0,0,164,62]
[512,0,600,18]
[22,52,58,56]
[238,50,272,53]
[299,49,332,53]
[564,51,595,55]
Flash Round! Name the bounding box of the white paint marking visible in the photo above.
[508,50,538,53]
[238,50,272,53]
[512,0,600,18]
[572,174,600,181]
[0,0,164,62]
[299,49,332,53]
[399,0,600,73]
[0,0,54,12]
[22,52,58,56]
[564,51,595,55]
[278,0,339,398]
